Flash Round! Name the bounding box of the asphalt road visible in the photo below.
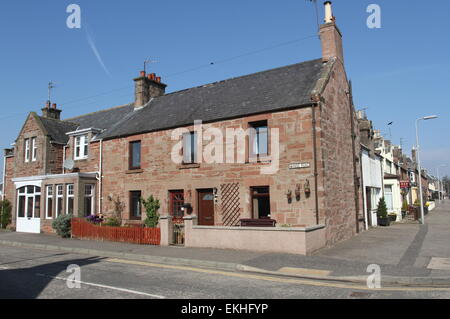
[1,245,450,299]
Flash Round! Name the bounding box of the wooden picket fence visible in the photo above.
[71,218,160,245]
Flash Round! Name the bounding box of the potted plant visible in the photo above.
[376,197,390,227]
[388,213,397,223]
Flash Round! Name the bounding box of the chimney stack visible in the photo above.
[319,1,344,64]
[134,71,167,109]
[41,101,62,120]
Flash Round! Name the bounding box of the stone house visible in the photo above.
[3,2,363,254]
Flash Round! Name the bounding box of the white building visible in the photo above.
[361,146,383,228]
[374,134,403,221]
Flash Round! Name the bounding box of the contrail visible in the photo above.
[85,25,111,77]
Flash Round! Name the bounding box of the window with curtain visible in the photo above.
[129,141,141,170]
[385,185,394,211]
[183,132,198,164]
[249,121,269,161]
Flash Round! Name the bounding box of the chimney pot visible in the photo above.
[52,103,57,109]
[156,77,161,83]
[324,1,334,23]
[140,71,146,77]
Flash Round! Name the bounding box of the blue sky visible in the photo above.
[0,0,449,177]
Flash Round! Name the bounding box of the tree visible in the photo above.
[141,195,161,228]
[0,199,12,229]
[443,176,450,195]
[376,197,388,219]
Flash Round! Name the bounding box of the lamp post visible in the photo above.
[416,115,438,225]
[437,164,447,204]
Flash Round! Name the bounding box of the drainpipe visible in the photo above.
[63,145,67,174]
[2,155,6,201]
[97,139,103,216]
[311,102,320,225]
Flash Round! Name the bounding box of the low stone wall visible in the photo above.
[162,215,326,255]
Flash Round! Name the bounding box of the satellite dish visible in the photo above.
[63,159,75,171]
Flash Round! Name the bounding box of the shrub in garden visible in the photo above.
[103,216,122,227]
[402,199,409,212]
[0,199,12,229]
[376,198,388,220]
[52,214,73,238]
[142,195,160,228]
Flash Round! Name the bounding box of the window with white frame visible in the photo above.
[66,184,74,215]
[46,185,53,219]
[75,135,89,160]
[32,137,37,162]
[17,186,41,219]
[249,121,269,161]
[24,138,30,162]
[84,184,95,216]
[385,185,394,212]
[55,185,64,218]
[182,132,198,164]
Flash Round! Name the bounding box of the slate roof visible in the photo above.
[38,117,78,144]
[65,103,135,131]
[38,58,325,143]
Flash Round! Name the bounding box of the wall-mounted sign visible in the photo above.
[400,181,411,189]
[289,162,311,170]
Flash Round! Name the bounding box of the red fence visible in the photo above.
[71,218,160,245]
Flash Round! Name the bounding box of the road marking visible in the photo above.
[36,273,165,299]
[428,258,450,271]
[278,267,332,277]
[105,258,450,292]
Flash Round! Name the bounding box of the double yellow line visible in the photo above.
[106,258,450,292]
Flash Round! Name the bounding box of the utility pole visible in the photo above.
[416,115,438,225]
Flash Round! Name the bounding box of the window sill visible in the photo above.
[178,163,201,170]
[245,159,272,165]
[74,158,89,162]
[126,169,144,174]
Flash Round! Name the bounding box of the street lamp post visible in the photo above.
[437,164,447,204]
[416,115,438,225]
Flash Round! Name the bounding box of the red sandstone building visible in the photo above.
[2,3,364,254]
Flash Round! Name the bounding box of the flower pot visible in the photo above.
[388,215,397,223]
[378,217,390,227]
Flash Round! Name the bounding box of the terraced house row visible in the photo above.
[2,2,366,254]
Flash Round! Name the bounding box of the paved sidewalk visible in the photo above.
[1,200,450,286]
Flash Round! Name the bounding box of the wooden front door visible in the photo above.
[198,189,215,226]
